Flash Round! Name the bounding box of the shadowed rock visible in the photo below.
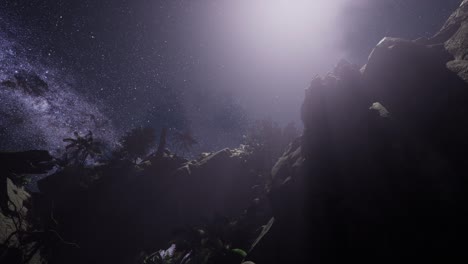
[258,2,468,263]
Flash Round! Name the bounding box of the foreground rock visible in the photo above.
[34,147,263,264]
[254,2,468,263]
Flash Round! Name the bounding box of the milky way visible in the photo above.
[0,25,117,153]
[0,0,463,154]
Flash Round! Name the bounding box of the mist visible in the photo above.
[0,0,461,152]
[174,0,460,148]
[184,0,348,127]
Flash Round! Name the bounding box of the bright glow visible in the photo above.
[212,0,345,66]
[193,0,354,124]
[246,0,337,39]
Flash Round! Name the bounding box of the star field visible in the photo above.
[0,0,463,153]
[0,25,116,152]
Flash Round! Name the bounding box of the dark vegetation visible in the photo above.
[2,2,468,263]
[62,131,102,167]
[117,127,157,163]
[172,130,198,156]
[0,119,294,264]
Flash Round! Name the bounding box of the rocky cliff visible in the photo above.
[261,1,468,263]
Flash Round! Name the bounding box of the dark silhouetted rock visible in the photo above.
[261,2,468,263]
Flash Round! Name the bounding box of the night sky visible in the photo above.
[0,0,463,152]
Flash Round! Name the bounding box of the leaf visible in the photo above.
[231,248,247,258]
[249,217,275,253]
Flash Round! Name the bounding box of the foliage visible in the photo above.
[231,248,247,258]
[0,193,78,264]
[172,130,198,155]
[119,127,156,163]
[141,245,191,264]
[140,211,274,264]
[63,131,102,166]
[140,216,251,264]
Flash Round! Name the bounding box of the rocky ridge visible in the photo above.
[264,1,468,263]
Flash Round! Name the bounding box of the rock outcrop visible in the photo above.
[260,1,468,263]
[33,146,263,264]
[437,0,468,82]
